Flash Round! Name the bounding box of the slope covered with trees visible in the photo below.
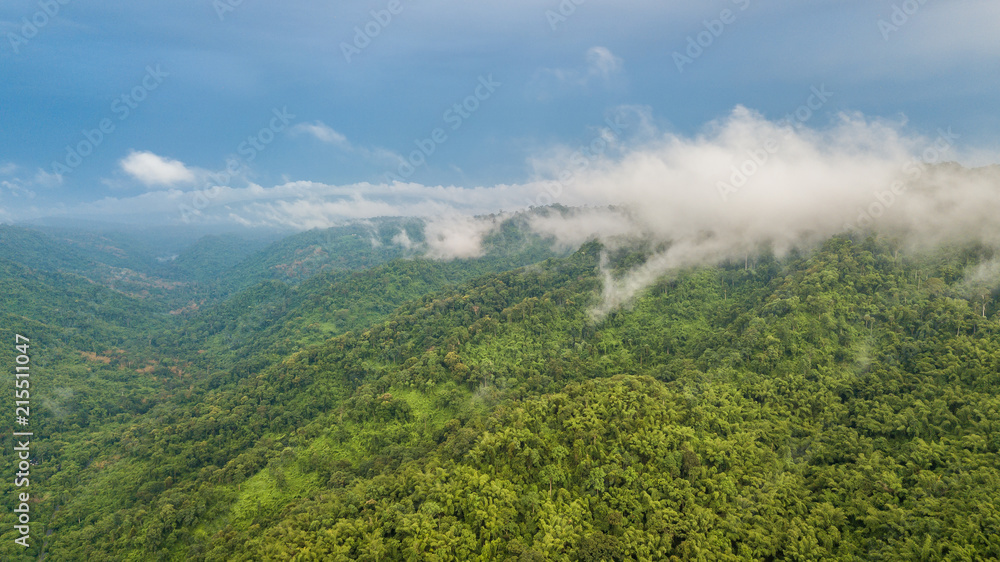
[2,224,1000,561]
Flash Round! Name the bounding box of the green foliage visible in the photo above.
[3,228,1000,561]
[166,233,275,284]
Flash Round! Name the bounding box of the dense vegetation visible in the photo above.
[2,218,1000,561]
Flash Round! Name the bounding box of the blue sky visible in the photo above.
[1,0,998,228]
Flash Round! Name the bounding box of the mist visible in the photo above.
[424,213,504,260]
[469,107,999,312]
[31,104,1000,316]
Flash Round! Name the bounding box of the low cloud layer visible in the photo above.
[17,106,1000,312]
[424,214,503,260]
[523,107,999,311]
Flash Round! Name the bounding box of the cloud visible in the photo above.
[19,105,1000,316]
[584,46,623,81]
[529,46,624,99]
[519,107,1000,314]
[1,179,35,199]
[424,214,503,260]
[528,207,637,249]
[214,181,533,229]
[0,167,64,200]
[959,258,1000,299]
[120,151,196,188]
[291,121,350,148]
[33,169,63,188]
[22,174,546,237]
[290,122,405,168]
[358,146,407,167]
[392,229,415,250]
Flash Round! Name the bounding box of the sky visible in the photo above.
[1,0,998,229]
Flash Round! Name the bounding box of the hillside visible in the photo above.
[209,218,427,297]
[0,224,212,311]
[0,219,427,313]
[1,227,999,560]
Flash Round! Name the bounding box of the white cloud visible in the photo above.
[291,121,350,148]
[120,151,196,188]
[22,177,543,230]
[211,181,532,229]
[1,179,35,199]
[517,107,1000,314]
[529,46,624,99]
[424,214,502,260]
[0,167,64,199]
[528,207,637,249]
[359,146,406,167]
[290,123,405,168]
[392,229,415,250]
[584,46,623,81]
[33,169,63,188]
[18,106,1000,309]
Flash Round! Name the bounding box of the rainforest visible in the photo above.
[1,213,999,561]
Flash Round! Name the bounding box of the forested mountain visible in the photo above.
[163,234,276,283]
[0,218,417,311]
[0,224,227,311]
[3,214,553,311]
[2,218,1000,561]
[212,218,425,293]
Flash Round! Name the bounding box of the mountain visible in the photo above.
[161,233,276,282]
[0,224,212,312]
[216,218,423,289]
[1,218,1000,561]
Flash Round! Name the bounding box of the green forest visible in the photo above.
[2,216,1000,561]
